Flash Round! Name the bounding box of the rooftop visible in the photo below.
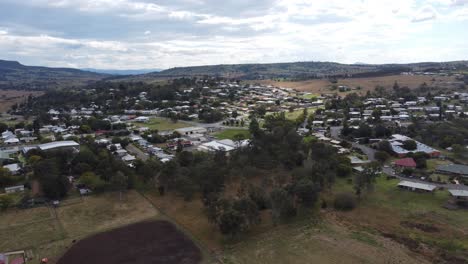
[38,141,80,151]
[436,164,468,176]
[397,180,437,191]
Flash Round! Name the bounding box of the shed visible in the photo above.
[397,181,436,192]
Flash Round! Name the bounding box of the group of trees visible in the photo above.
[27,139,136,199]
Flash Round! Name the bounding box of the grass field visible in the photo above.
[132,117,192,131]
[0,90,43,113]
[214,129,250,140]
[326,176,468,261]
[256,75,457,95]
[0,191,161,263]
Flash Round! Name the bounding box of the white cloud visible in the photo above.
[0,0,467,69]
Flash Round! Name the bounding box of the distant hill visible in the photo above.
[82,68,162,75]
[0,60,109,90]
[133,61,468,81]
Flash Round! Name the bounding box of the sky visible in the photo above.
[0,0,467,70]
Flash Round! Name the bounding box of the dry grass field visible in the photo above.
[0,90,43,113]
[255,75,458,95]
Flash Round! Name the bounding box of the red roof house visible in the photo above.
[394,158,417,168]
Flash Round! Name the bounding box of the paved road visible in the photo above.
[330,126,376,161]
[126,144,149,161]
[382,167,468,190]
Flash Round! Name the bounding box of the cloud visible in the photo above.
[0,0,467,69]
[412,5,438,22]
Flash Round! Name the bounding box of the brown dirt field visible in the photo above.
[0,90,43,112]
[255,75,457,95]
[57,220,202,264]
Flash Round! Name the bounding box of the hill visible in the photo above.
[0,60,109,90]
[134,61,468,81]
[82,68,162,75]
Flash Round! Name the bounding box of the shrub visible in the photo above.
[333,192,357,211]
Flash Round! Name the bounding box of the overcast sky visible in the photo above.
[0,0,467,69]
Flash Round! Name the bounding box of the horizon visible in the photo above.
[1,0,468,70]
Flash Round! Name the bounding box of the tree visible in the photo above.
[293,178,320,208]
[270,188,296,224]
[112,171,128,201]
[79,171,106,191]
[354,163,380,200]
[0,168,15,188]
[0,122,8,133]
[218,208,245,237]
[452,144,467,159]
[333,192,356,211]
[402,140,417,151]
[375,151,390,163]
[0,195,14,211]
[232,197,260,227]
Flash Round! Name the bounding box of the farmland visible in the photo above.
[57,220,202,264]
[0,191,162,263]
[255,74,459,95]
[0,90,43,113]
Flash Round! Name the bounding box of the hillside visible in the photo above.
[0,60,109,90]
[135,61,468,81]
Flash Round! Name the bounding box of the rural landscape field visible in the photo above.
[2,0,468,264]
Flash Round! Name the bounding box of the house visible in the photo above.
[3,163,21,175]
[5,185,25,193]
[0,151,13,163]
[397,181,436,192]
[122,154,136,162]
[394,158,417,168]
[135,116,150,123]
[436,164,468,178]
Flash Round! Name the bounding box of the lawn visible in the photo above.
[0,190,161,263]
[214,129,250,140]
[133,117,192,131]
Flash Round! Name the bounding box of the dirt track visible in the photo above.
[57,220,202,264]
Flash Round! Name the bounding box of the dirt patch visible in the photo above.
[57,220,202,264]
[401,221,440,233]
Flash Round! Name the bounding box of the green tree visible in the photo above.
[0,195,14,211]
[270,188,296,224]
[218,208,245,237]
[293,178,320,208]
[402,140,417,150]
[79,171,106,191]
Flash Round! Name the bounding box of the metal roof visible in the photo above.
[398,180,437,191]
[38,141,79,151]
[448,189,468,197]
[436,164,468,176]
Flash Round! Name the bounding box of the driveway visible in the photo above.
[126,144,149,161]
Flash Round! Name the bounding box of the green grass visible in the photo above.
[333,176,468,229]
[133,117,192,131]
[214,129,250,140]
[301,94,318,100]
